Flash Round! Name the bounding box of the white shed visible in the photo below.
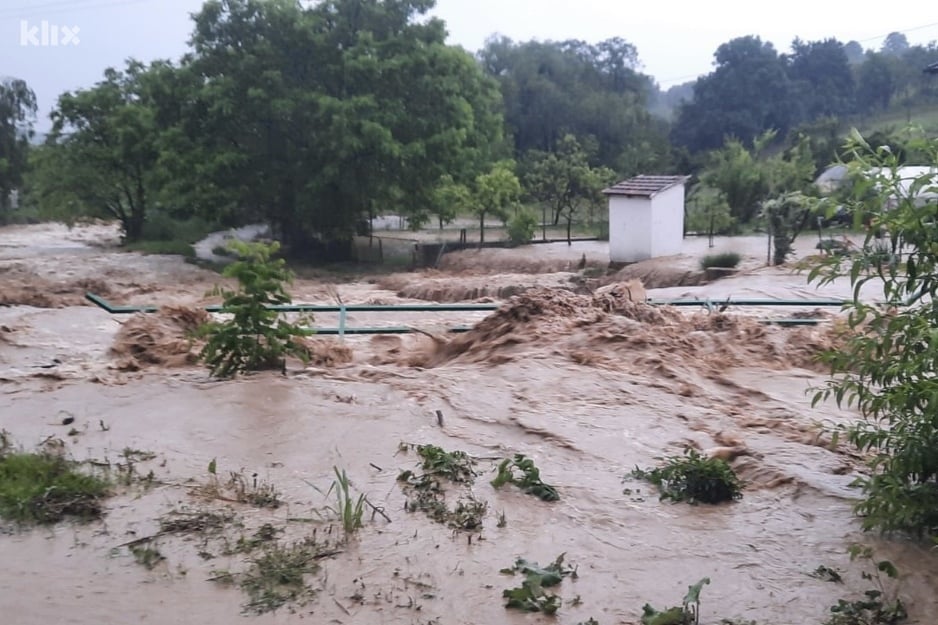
[603,175,689,263]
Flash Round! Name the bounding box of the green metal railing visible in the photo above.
[85,292,844,334]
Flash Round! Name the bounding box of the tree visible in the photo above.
[478,36,671,173]
[881,32,910,57]
[199,240,311,378]
[473,162,521,244]
[31,62,161,241]
[700,135,770,224]
[524,134,613,244]
[857,52,896,112]
[785,38,855,120]
[809,131,938,541]
[0,78,37,220]
[672,36,796,153]
[177,0,505,257]
[431,175,471,229]
[844,40,865,65]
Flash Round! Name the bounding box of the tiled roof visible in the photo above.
[602,175,689,198]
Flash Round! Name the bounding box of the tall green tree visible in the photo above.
[672,36,796,153]
[479,36,671,174]
[0,78,37,219]
[31,62,161,240]
[856,52,896,113]
[176,0,504,257]
[785,38,855,120]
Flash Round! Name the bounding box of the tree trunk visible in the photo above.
[479,211,485,245]
[566,218,572,246]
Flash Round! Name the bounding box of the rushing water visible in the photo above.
[1,223,936,625]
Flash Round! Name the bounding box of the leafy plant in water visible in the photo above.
[808,131,938,540]
[641,577,710,625]
[398,444,486,529]
[314,466,365,537]
[501,553,577,614]
[631,449,743,504]
[198,240,312,378]
[491,454,559,501]
[823,545,907,625]
[412,444,477,483]
[131,542,166,570]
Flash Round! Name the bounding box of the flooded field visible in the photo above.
[1,222,935,624]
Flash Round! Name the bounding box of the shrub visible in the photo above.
[507,209,539,245]
[699,252,741,270]
[198,240,312,378]
[631,448,743,504]
[809,131,938,540]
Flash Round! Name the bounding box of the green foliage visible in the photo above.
[491,454,559,501]
[29,62,163,241]
[411,444,477,483]
[641,577,711,625]
[397,443,486,529]
[762,191,817,265]
[198,240,312,378]
[823,545,907,625]
[318,467,365,537]
[808,131,938,540]
[507,208,539,245]
[501,553,577,614]
[480,36,671,173]
[685,189,736,236]
[235,539,323,615]
[0,451,109,524]
[699,252,741,270]
[0,77,37,219]
[474,162,522,243]
[131,543,166,570]
[631,449,743,504]
[523,134,615,243]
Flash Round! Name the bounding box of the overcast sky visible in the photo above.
[2,0,937,131]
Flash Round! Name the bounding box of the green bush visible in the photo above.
[809,132,938,540]
[198,240,312,378]
[631,449,743,504]
[507,209,539,245]
[699,252,741,270]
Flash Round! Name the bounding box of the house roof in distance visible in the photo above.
[602,175,690,198]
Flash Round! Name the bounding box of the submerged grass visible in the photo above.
[0,451,110,524]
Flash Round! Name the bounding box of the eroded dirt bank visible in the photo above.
[1,223,936,625]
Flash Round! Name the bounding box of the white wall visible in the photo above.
[649,185,684,257]
[608,184,685,263]
[609,196,652,263]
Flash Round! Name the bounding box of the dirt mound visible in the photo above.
[295,338,354,367]
[110,306,209,370]
[401,285,843,379]
[437,247,607,274]
[376,271,581,303]
[602,260,708,289]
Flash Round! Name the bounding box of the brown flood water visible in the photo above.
[1,223,937,625]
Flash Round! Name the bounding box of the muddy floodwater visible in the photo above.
[1,223,936,624]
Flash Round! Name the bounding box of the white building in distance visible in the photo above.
[603,175,689,263]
